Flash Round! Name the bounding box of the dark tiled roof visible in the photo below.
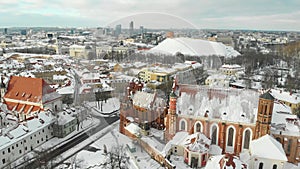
[260,91,274,100]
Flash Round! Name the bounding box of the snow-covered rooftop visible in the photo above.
[270,89,300,104]
[0,111,54,149]
[177,85,259,123]
[250,134,287,161]
[162,131,210,156]
[148,37,240,58]
[56,85,74,95]
[56,110,76,125]
[205,154,247,169]
[272,101,295,124]
[132,91,156,109]
[124,123,140,135]
[220,64,243,69]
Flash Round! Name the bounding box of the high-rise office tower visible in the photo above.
[129,21,134,36]
[115,24,122,36]
[139,26,144,34]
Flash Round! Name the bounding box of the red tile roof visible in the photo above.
[4,76,61,114]
[6,102,41,115]
[4,76,57,103]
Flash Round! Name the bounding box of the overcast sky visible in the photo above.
[1,0,299,31]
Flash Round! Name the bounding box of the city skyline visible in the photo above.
[1,0,300,31]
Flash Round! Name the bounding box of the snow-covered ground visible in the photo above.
[11,116,99,168]
[85,97,120,116]
[57,123,164,169]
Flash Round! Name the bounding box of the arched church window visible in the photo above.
[211,125,218,145]
[195,122,201,132]
[180,120,186,131]
[243,129,251,149]
[259,162,264,169]
[227,127,234,146]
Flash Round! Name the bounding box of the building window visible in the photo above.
[287,139,292,154]
[2,159,5,164]
[19,150,22,154]
[259,162,264,169]
[261,104,267,115]
[194,122,202,133]
[211,125,218,145]
[8,148,10,153]
[275,137,281,143]
[227,127,235,147]
[180,119,187,131]
[243,129,251,149]
[273,164,277,169]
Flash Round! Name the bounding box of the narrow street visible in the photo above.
[19,116,119,169]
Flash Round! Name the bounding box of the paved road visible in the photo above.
[19,116,119,169]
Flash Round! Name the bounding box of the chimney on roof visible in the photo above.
[290,90,293,96]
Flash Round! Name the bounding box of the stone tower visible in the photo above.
[254,91,274,139]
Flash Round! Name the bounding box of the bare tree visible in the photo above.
[87,145,129,169]
[104,145,129,169]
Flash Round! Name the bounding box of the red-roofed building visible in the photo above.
[3,76,62,121]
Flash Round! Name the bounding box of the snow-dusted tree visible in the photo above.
[105,145,129,169]
[86,145,129,169]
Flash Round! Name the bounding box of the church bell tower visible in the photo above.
[254,91,274,139]
[165,77,179,141]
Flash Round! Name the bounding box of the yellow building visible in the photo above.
[270,89,300,113]
[69,45,86,58]
[138,67,175,83]
[219,64,244,76]
[96,46,130,58]
[205,74,228,87]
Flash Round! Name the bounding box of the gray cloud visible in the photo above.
[0,0,299,31]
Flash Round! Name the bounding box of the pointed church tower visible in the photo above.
[165,77,178,141]
[254,91,274,139]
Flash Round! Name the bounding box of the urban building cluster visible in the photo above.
[0,25,299,169]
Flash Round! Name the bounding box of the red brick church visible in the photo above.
[120,79,300,164]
